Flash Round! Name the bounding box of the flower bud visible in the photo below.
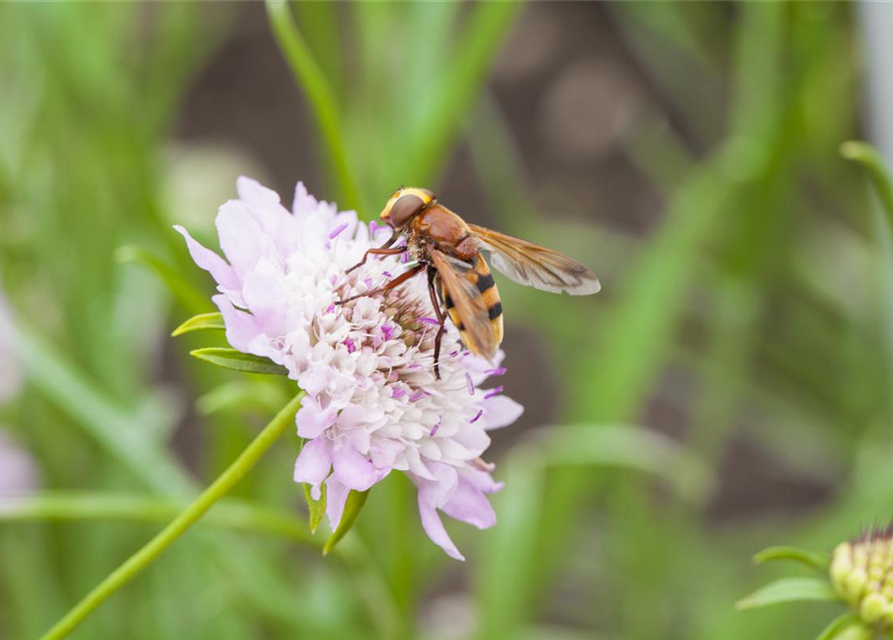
[831,527,893,630]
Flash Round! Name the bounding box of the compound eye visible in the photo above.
[388,194,425,228]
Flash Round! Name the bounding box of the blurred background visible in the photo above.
[0,2,890,639]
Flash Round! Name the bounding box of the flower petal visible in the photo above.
[216,200,280,278]
[295,397,337,439]
[332,444,379,491]
[441,476,497,529]
[212,294,261,353]
[294,437,332,499]
[418,493,465,561]
[325,475,350,530]
[173,225,240,291]
[482,395,524,430]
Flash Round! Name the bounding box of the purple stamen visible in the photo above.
[401,252,409,263]
[329,222,349,239]
[409,390,426,402]
[430,423,440,436]
[369,220,379,234]
[466,373,475,395]
[485,367,506,377]
[325,303,335,314]
[383,271,392,278]
[483,385,504,400]
[381,325,394,341]
[391,386,406,399]
[364,277,373,289]
[470,410,483,423]
[344,338,356,354]
[419,317,440,326]
[450,350,458,357]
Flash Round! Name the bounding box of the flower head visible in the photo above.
[176,177,523,560]
[831,526,893,627]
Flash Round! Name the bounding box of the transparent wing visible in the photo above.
[429,248,499,360]
[468,224,601,295]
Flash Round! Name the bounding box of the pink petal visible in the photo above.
[482,395,524,430]
[173,225,240,291]
[237,176,282,208]
[295,397,337,439]
[418,493,465,561]
[417,462,458,509]
[241,258,288,336]
[294,437,332,499]
[216,200,280,278]
[325,475,350,530]
[292,181,319,217]
[212,294,261,352]
[441,476,497,529]
[332,444,379,491]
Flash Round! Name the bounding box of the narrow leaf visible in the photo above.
[841,141,893,223]
[115,245,208,314]
[323,489,369,555]
[190,348,288,376]
[753,546,830,572]
[172,312,225,336]
[302,482,327,534]
[816,613,864,640]
[736,577,838,610]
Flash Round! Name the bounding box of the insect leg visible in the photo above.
[345,230,403,274]
[427,266,447,380]
[336,263,425,305]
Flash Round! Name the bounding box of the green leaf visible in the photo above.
[302,482,327,535]
[115,244,209,315]
[841,141,893,223]
[323,489,369,555]
[816,613,864,640]
[196,381,291,416]
[736,577,838,610]
[265,0,361,210]
[189,348,288,376]
[753,546,830,572]
[172,312,225,337]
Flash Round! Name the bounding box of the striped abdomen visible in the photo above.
[441,254,504,355]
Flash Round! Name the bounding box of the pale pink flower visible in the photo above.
[0,431,38,496]
[176,178,523,560]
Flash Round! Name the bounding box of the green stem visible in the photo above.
[265,0,361,211]
[39,392,305,640]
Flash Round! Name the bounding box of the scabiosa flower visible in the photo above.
[175,177,523,560]
[0,431,38,496]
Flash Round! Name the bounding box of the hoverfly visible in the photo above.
[338,187,600,378]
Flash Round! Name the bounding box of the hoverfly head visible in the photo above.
[380,187,436,230]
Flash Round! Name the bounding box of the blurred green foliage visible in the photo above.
[0,2,887,640]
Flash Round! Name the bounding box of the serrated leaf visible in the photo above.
[172,312,225,337]
[302,482,327,534]
[115,244,208,314]
[323,489,369,555]
[753,546,830,572]
[816,613,864,640]
[189,348,288,376]
[736,577,838,610]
